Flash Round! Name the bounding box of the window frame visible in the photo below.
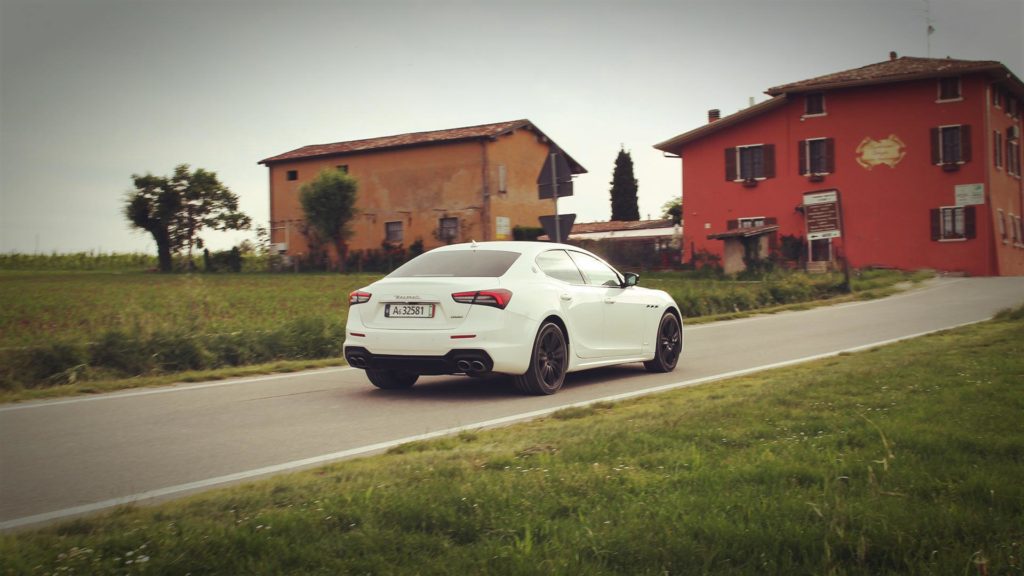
[937,77,962,102]
[535,249,586,285]
[998,209,1007,243]
[384,220,404,245]
[994,130,1003,169]
[804,92,826,117]
[737,216,767,228]
[931,205,976,242]
[566,250,624,288]
[932,124,971,166]
[800,137,834,176]
[438,216,459,242]
[286,170,298,181]
[1008,137,1021,177]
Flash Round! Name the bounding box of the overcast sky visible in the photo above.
[1,0,1021,254]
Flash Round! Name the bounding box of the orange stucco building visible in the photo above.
[259,119,586,262]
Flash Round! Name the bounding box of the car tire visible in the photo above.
[513,322,567,395]
[643,312,681,373]
[366,369,419,390]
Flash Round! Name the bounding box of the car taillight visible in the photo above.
[451,289,513,310]
[349,291,372,305]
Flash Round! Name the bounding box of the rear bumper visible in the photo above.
[344,347,493,375]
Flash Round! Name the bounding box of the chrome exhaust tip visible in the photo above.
[456,360,472,372]
[470,360,486,372]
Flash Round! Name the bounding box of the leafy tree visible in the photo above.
[661,197,682,225]
[299,168,359,272]
[609,147,640,221]
[124,164,251,272]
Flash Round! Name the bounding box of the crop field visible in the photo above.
[0,264,927,393]
[0,272,375,349]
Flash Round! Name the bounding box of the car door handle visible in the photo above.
[560,293,573,302]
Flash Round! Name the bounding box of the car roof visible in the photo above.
[430,241,577,257]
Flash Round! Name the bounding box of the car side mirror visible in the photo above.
[622,272,639,287]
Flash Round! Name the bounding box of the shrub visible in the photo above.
[90,330,154,376]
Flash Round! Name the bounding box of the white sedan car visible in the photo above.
[344,241,682,395]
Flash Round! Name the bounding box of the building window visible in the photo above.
[993,86,1003,108]
[1008,97,1020,118]
[337,165,349,173]
[725,144,775,181]
[930,125,971,166]
[799,137,835,175]
[930,206,976,241]
[998,209,1007,242]
[438,217,459,242]
[994,130,1003,169]
[738,217,766,228]
[1008,133,1021,177]
[804,93,825,116]
[286,170,298,181]
[937,77,961,101]
[385,221,403,245]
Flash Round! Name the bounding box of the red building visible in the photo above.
[655,55,1024,276]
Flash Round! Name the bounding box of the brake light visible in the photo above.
[349,291,372,305]
[451,289,513,310]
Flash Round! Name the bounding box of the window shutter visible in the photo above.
[798,141,807,175]
[930,209,940,241]
[824,138,835,173]
[965,206,977,239]
[960,125,972,163]
[930,128,940,164]
[763,144,776,178]
[725,148,737,181]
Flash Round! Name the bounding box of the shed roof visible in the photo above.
[259,119,587,174]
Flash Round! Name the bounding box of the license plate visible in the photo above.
[385,303,435,318]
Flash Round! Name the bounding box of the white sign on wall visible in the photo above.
[954,183,985,206]
[495,216,511,240]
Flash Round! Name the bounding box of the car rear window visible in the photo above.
[387,250,521,278]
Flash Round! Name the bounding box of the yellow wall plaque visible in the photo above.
[856,135,906,170]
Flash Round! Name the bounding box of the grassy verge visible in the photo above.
[3,308,1021,575]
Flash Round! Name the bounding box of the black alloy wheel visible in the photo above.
[513,322,567,395]
[644,312,681,373]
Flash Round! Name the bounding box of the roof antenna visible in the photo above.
[923,0,934,57]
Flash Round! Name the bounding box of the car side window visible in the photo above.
[535,250,586,284]
[567,251,622,287]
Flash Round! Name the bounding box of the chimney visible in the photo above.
[889,51,898,61]
[708,109,721,123]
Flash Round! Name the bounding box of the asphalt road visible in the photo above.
[2,276,1022,530]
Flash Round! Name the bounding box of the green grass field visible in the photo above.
[0,265,928,396]
[3,308,1021,575]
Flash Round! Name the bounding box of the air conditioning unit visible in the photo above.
[274,242,288,253]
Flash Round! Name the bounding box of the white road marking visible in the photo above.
[0,315,988,531]
[0,367,356,413]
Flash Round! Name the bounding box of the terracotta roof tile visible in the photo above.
[766,56,1010,95]
[570,219,676,234]
[259,119,586,174]
[655,56,1023,154]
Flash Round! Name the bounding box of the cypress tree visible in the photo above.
[609,147,640,221]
